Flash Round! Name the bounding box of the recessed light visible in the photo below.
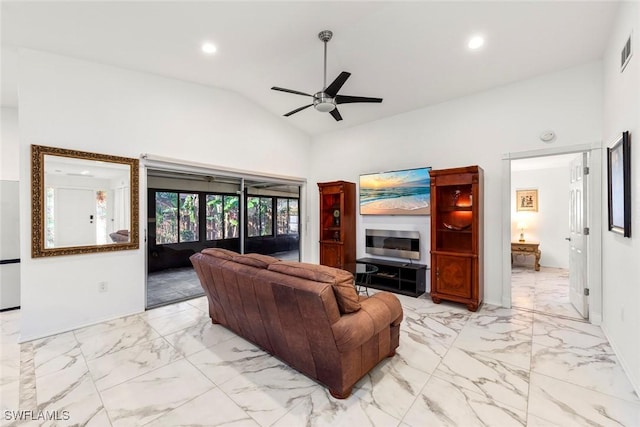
[201,42,217,54]
[468,35,484,50]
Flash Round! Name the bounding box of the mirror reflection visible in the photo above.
[32,145,139,257]
[44,156,131,248]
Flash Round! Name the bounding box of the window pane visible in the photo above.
[247,197,260,237]
[260,198,273,236]
[277,199,288,235]
[289,199,299,234]
[224,195,239,238]
[206,194,223,240]
[156,192,178,244]
[179,193,199,242]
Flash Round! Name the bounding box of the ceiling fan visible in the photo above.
[271,30,383,122]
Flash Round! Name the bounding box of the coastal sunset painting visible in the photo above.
[359,167,431,215]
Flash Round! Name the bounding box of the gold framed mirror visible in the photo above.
[31,144,139,257]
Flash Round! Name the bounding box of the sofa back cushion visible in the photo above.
[233,253,280,269]
[268,261,360,314]
[202,248,238,260]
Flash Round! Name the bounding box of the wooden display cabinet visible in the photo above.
[429,166,484,311]
[318,181,356,269]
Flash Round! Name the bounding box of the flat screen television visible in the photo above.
[359,167,431,215]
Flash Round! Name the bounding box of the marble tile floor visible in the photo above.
[511,266,584,321]
[1,291,639,426]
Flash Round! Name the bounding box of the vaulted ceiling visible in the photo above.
[1,1,618,136]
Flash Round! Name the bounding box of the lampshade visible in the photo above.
[517,221,527,230]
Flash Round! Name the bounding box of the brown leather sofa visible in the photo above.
[190,248,403,399]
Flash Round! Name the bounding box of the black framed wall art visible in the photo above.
[607,131,631,237]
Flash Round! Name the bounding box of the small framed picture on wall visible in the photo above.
[607,131,631,237]
[516,189,538,212]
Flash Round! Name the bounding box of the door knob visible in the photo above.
[565,237,571,241]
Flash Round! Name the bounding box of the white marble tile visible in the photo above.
[452,323,532,370]
[73,314,147,342]
[395,328,444,375]
[0,348,20,388]
[187,335,278,386]
[100,359,214,427]
[141,300,197,320]
[0,310,21,338]
[87,337,182,391]
[35,361,106,427]
[272,387,401,427]
[526,414,563,426]
[433,347,529,411]
[531,343,639,402]
[403,376,526,427]
[218,362,319,427]
[32,332,83,377]
[532,313,607,349]
[352,353,431,420]
[144,387,257,427]
[528,373,640,427]
[164,318,236,357]
[75,318,161,361]
[143,306,207,336]
[186,295,210,313]
[0,315,21,388]
[401,302,471,350]
[0,380,19,415]
[469,305,533,334]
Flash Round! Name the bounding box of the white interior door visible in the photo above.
[568,153,588,318]
[56,188,96,247]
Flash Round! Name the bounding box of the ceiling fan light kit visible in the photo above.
[271,30,383,121]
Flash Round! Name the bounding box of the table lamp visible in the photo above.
[518,221,527,243]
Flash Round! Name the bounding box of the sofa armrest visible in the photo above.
[331,292,403,352]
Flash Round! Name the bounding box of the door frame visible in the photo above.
[140,154,308,309]
[501,143,603,324]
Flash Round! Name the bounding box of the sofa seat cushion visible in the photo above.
[233,253,280,269]
[268,261,360,314]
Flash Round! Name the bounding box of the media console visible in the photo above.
[356,257,427,297]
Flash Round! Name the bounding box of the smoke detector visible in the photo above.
[539,130,556,143]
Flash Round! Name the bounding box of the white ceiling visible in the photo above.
[1,1,619,136]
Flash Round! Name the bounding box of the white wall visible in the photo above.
[18,49,311,340]
[1,107,20,180]
[511,165,571,269]
[311,62,603,305]
[601,2,640,395]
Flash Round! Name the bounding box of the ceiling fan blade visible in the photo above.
[329,108,343,121]
[271,87,313,97]
[336,95,383,104]
[324,72,351,97]
[284,104,313,117]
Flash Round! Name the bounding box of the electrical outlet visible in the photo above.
[98,281,108,293]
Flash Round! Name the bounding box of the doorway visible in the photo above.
[144,166,304,309]
[502,145,603,324]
